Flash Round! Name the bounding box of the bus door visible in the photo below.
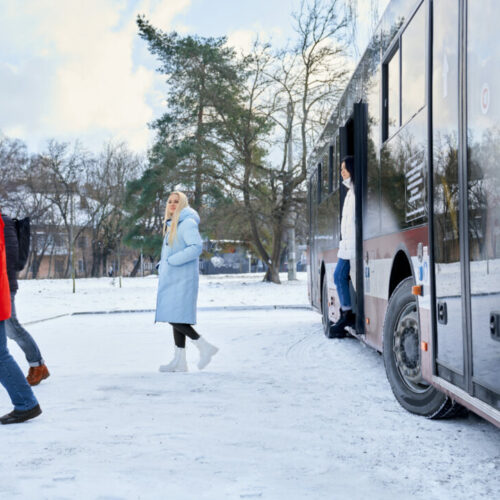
[309,171,319,308]
[339,101,367,334]
[465,0,500,410]
[431,0,500,409]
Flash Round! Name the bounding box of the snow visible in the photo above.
[16,272,309,324]
[1,273,499,499]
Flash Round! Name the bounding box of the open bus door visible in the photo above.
[339,101,367,335]
[309,172,319,308]
[431,0,500,417]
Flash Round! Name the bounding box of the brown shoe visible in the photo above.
[27,365,50,386]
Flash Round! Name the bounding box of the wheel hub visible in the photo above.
[393,308,423,387]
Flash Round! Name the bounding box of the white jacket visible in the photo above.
[338,178,356,260]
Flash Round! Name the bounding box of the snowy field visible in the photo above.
[1,273,499,499]
[15,272,309,324]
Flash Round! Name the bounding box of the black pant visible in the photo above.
[169,323,200,348]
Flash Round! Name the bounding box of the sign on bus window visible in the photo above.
[405,150,426,223]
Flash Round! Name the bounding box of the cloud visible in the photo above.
[227,25,285,54]
[0,0,191,153]
[144,0,192,31]
[227,29,258,53]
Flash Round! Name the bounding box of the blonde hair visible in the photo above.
[163,191,189,245]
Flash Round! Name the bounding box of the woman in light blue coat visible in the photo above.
[156,191,218,372]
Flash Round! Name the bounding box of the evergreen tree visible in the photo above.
[136,16,241,209]
[124,18,245,259]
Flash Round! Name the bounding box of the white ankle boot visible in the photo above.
[191,336,218,370]
[159,346,188,372]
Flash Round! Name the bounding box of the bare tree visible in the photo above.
[84,142,143,277]
[35,140,90,278]
[17,155,62,278]
[0,134,28,212]
[214,0,350,283]
[0,135,59,278]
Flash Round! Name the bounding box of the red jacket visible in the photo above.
[0,215,11,320]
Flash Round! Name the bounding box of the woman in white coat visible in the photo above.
[331,156,356,335]
[156,191,218,372]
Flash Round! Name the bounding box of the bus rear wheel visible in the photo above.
[321,277,331,337]
[383,277,452,418]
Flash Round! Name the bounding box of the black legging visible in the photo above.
[169,323,200,348]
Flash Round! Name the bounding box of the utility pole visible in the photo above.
[140,246,144,277]
[287,101,297,281]
[70,188,76,293]
[118,235,122,288]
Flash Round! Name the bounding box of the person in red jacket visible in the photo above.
[0,214,41,424]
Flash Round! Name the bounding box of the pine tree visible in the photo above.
[136,17,241,209]
[124,18,245,259]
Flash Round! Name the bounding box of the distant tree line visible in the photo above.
[0,136,143,278]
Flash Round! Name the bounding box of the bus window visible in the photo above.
[366,65,382,238]
[383,46,400,141]
[317,163,322,203]
[328,145,334,194]
[380,0,419,53]
[310,175,317,208]
[401,3,426,124]
[322,155,329,196]
[335,134,340,190]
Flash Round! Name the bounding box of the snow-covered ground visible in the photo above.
[15,272,309,324]
[1,273,499,499]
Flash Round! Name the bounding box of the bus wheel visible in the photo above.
[321,278,331,337]
[383,277,450,418]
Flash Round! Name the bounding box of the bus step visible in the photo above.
[345,326,356,335]
[345,326,365,340]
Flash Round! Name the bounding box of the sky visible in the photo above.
[0,0,389,155]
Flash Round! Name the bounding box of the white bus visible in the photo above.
[307,0,500,427]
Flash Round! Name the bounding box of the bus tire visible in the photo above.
[321,277,331,337]
[383,277,452,418]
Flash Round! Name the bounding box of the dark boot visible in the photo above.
[329,309,355,338]
[0,404,42,425]
[344,309,356,329]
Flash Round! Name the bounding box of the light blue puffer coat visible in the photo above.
[155,207,203,324]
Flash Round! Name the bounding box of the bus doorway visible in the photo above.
[339,101,367,335]
[431,0,500,413]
